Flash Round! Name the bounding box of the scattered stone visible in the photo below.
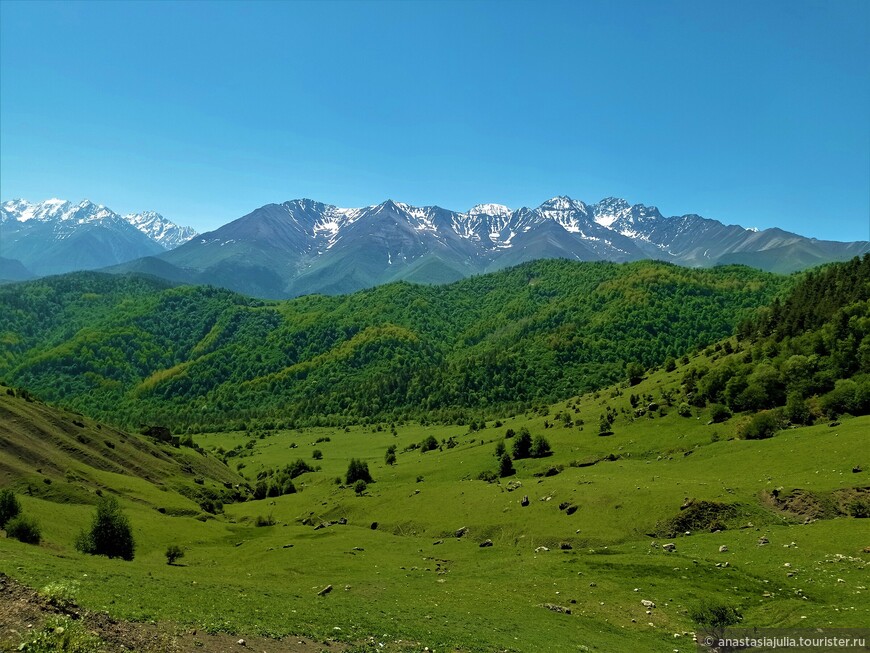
[589,582,597,587]
[479,539,493,548]
[455,527,468,538]
[237,639,246,646]
[560,542,572,550]
[641,600,655,608]
[370,522,378,530]
[282,544,294,549]
[542,603,571,614]
[535,546,550,553]
[433,540,443,546]
[758,536,769,546]
[565,505,578,515]
[662,543,676,552]
[719,545,728,553]
[521,495,530,507]
[853,466,863,473]
[317,585,333,596]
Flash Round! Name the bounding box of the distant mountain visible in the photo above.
[112,195,868,298]
[0,199,197,276]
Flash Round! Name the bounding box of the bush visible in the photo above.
[15,616,102,653]
[494,441,506,459]
[40,581,79,610]
[346,458,373,485]
[75,495,135,561]
[708,404,732,423]
[512,428,532,459]
[420,435,439,452]
[0,488,21,529]
[5,514,41,544]
[354,479,367,495]
[739,410,783,440]
[312,449,323,460]
[690,601,741,629]
[165,544,185,565]
[254,514,275,527]
[530,435,552,458]
[284,458,314,479]
[677,402,692,417]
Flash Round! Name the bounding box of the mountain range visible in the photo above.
[0,199,197,277]
[3,195,867,296]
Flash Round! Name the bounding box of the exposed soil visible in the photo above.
[0,573,346,653]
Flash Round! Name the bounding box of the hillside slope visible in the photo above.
[0,260,788,430]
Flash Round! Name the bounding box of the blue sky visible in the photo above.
[1,0,868,240]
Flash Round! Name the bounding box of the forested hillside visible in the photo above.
[0,260,788,430]
[681,253,870,425]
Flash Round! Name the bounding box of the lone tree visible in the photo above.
[498,453,515,478]
[346,458,373,485]
[76,495,135,561]
[0,488,21,529]
[385,445,397,466]
[512,428,532,459]
[354,479,367,496]
[165,544,185,565]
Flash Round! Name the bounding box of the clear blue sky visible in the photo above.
[1,0,868,240]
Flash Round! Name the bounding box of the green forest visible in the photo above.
[0,259,789,431]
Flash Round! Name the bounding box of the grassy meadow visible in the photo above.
[1,348,868,651]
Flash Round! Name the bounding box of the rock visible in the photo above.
[560,542,572,550]
[237,639,246,646]
[337,517,347,525]
[283,544,294,549]
[757,536,769,545]
[853,466,863,473]
[370,522,378,530]
[565,505,578,515]
[521,495,530,507]
[535,546,549,553]
[317,584,333,596]
[455,527,468,538]
[641,600,655,608]
[542,603,571,614]
[433,540,443,545]
[479,539,493,547]
[719,545,728,553]
[662,543,676,552]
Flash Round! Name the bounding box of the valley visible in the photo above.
[1,256,868,652]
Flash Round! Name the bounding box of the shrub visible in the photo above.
[597,414,613,436]
[626,362,645,386]
[385,445,397,465]
[477,470,498,482]
[5,514,41,544]
[848,498,870,518]
[530,435,552,458]
[498,453,515,477]
[512,428,532,459]
[739,410,783,440]
[75,495,135,561]
[346,458,373,485]
[354,479,367,495]
[677,402,692,417]
[16,616,102,653]
[420,435,439,452]
[0,488,21,528]
[708,404,732,423]
[165,544,185,565]
[690,601,741,629]
[254,514,275,527]
[40,581,79,610]
[284,459,314,479]
[494,441,506,459]
[312,449,323,460]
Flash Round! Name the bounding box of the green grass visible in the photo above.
[2,361,869,651]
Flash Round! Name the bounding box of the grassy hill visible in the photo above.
[0,259,788,431]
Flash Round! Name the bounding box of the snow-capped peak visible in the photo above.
[468,203,512,218]
[1,198,196,249]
